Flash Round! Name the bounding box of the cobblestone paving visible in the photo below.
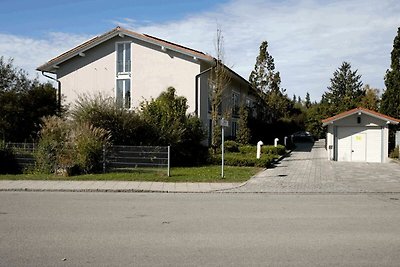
[232,140,400,193]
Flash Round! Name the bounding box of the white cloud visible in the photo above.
[114,0,400,100]
[1,0,399,101]
[0,32,89,81]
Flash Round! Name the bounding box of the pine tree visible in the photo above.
[249,41,291,121]
[236,105,251,145]
[322,61,364,115]
[381,27,400,119]
[249,41,279,93]
[305,92,311,108]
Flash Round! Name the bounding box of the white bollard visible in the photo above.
[274,138,279,147]
[284,136,288,147]
[257,141,263,159]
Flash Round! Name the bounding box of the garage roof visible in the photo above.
[322,107,400,126]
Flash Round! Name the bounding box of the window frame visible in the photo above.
[115,42,132,75]
[232,91,240,117]
[115,78,131,109]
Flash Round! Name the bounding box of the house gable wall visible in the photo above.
[56,35,201,112]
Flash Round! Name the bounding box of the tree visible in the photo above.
[360,84,379,111]
[322,61,364,115]
[249,41,280,94]
[0,57,59,142]
[381,27,400,119]
[249,41,291,121]
[305,92,311,108]
[236,105,251,144]
[208,27,231,152]
[141,87,206,166]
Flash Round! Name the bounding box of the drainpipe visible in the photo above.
[194,67,213,117]
[41,71,61,113]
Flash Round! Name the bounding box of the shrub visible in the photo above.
[390,146,399,159]
[224,140,239,152]
[35,116,110,175]
[210,153,277,168]
[34,116,69,174]
[70,122,111,174]
[239,145,256,154]
[264,145,286,156]
[71,93,157,145]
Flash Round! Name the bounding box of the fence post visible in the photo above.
[103,144,106,174]
[167,146,170,177]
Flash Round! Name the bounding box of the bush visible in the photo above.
[264,145,286,156]
[71,93,157,145]
[224,140,239,152]
[390,146,399,159]
[210,153,277,168]
[70,122,110,174]
[35,116,110,175]
[34,116,68,174]
[239,145,256,154]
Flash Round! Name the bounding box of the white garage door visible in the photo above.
[337,127,382,163]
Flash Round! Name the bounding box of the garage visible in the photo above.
[322,107,399,163]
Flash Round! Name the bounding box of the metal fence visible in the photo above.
[2,143,171,176]
[104,145,170,176]
[4,143,36,169]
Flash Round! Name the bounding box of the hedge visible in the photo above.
[210,153,278,168]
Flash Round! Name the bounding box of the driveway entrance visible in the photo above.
[232,140,400,193]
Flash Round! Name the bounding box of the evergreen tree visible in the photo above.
[381,27,400,119]
[236,105,251,145]
[305,92,311,108]
[249,41,279,93]
[249,41,291,121]
[322,61,364,115]
[292,94,297,103]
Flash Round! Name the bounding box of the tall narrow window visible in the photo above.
[232,92,240,116]
[231,121,238,137]
[117,43,131,73]
[116,79,131,109]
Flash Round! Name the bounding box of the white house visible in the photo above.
[37,26,257,143]
[322,107,399,163]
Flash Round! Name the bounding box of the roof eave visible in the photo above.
[322,109,400,126]
[37,27,214,72]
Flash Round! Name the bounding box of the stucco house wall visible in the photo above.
[57,35,202,112]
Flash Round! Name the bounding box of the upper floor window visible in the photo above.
[246,98,253,108]
[232,92,240,116]
[117,43,131,73]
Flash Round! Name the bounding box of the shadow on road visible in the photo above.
[293,141,315,152]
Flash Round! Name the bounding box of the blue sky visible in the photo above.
[0,0,228,37]
[1,0,400,101]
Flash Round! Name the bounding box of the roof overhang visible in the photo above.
[37,26,214,73]
[322,107,400,126]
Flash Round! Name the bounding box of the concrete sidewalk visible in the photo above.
[0,180,244,193]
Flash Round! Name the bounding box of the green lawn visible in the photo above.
[0,166,262,183]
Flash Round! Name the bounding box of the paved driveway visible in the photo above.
[233,140,400,193]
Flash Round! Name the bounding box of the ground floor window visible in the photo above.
[116,79,131,109]
[231,121,238,137]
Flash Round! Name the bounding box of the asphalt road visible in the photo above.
[1,192,400,266]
